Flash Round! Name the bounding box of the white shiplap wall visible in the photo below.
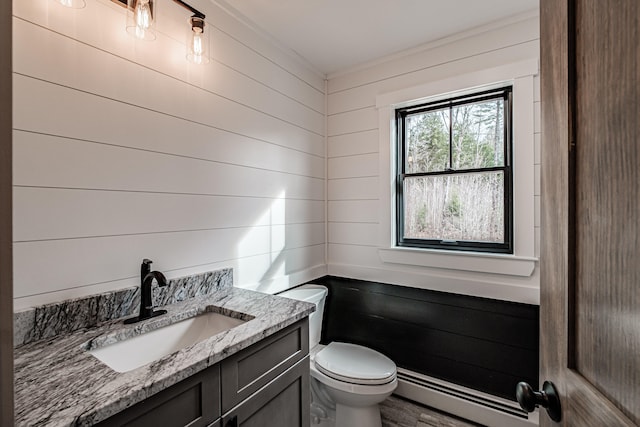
[12,0,326,309]
[326,13,541,304]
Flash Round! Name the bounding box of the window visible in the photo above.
[395,87,513,253]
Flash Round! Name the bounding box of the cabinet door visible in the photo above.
[221,318,309,413]
[222,357,310,427]
[96,364,220,427]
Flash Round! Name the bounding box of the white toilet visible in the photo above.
[280,284,397,427]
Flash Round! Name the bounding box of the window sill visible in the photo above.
[378,247,537,277]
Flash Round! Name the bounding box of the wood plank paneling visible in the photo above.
[234,245,325,289]
[327,244,380,267]
[327,107,378,137]
[14,131,323,201]
[327,16,539,93]
[201,1,324,94]
[328,200,379,223]
[328,223,378,247]
[327,246,541,305]
[315,277,539,402]
[0,0,12,420]
[13,17,324,137]
[328,153,378,179]
[328,177,378,201]
[328,41,539,116]
[14,56,324,158]
[14,188,323,242]
[327,284,538,349]
[328,130,378,158]
[15,223,325,298]
[325,14,541,304]
[14,77,324,177]
[13,0,324,108]
[211,28,325,113]
[15,245,325,310]
[13,0,326,306]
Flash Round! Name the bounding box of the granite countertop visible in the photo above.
[14,286,314,426]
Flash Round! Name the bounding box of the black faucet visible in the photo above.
[124,259,169,324]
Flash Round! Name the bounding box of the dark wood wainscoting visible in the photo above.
[311,276,538,402]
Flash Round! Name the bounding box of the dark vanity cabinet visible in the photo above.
[96,364,221,427]
[97,318,310,427]
[220,359,309,427]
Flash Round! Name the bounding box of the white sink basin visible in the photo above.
[89,311,249,372]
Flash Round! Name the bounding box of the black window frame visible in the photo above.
[395,86,513,254]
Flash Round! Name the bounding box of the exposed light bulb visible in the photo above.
[190,29,204,64]
[134,0,152,39]
[192,30,204,56]
[187,17,209,64]
[126,0,155,41]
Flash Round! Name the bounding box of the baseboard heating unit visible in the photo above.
[394,368,539,427]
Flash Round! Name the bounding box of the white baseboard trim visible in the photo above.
[395,368,539,427]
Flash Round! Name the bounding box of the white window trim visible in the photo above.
[376,58,539,277]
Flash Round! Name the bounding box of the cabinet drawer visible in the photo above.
[222,356,310,427]
[97,364,220,427]
[221,318,309,413]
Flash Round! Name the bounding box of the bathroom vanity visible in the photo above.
[97,319,310,427]
[13,270,314,427]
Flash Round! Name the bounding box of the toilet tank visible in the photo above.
[279,284,327,349]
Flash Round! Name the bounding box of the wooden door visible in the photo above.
[540,0,639,425]
[0,0,12,424]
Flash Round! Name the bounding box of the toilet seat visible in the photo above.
[310,360,398,397]
[315,342,396,385]
[280,284,398,427]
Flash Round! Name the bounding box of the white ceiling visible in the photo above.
[214,0,539,76]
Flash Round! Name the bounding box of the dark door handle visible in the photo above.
[516,381,562,422]
[225,415,238,427]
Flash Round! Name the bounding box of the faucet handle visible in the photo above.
[141,259,153,282]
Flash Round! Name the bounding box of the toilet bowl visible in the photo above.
[280,285,397,427]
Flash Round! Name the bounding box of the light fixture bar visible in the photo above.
[172,0,204,19]
[112,0,204,19]
[111,0,210,64]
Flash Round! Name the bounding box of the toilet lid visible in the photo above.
[314,342,396,385]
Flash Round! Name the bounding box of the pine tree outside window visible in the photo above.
[396,87,513,253]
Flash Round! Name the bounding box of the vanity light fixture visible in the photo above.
[171,0,209,64]
[126,0,156,41]
[54,0,86,9]
[114,0,210,64]
[187,16,210,64]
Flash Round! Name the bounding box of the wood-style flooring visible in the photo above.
[380,395,483,427]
